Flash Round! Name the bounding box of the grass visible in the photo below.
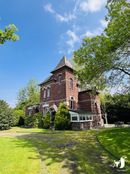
[0,137,40,174]
[0,127,130,174]
[97,127,130,172]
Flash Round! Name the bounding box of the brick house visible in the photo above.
[26,56,104,129]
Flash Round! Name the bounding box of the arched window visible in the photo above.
[58,74,62,84]
[70,78,73,90]
[70,96,74,110]
[47,87,51,97]
[43,88,46,98]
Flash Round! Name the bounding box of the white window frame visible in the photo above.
[47,87,51,98]
[58,74,62,84]
[79,115,93,122]
[71,114,79,122]
[43,88,46,98]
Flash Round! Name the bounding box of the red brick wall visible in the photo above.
[78,91,101,114]
[65,70,78,110]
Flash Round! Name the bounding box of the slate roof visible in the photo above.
[39,75,53,86]
[51,56,73,73]
[39,56,73,86]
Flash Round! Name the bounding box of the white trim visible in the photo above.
[70,112,93,122]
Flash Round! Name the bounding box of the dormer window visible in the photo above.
[70,78,73,90]
[58,74,62,84]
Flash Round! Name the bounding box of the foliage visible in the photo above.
[0,137,40,174]
[43,112,51,129]
[0,100,13,130]
[12,109,24,126]
[34,113,44,128]
[101,93,130,123]
[16,79,40,110]
[54,103,71,130]
[25,112,43,128]
[73,0,130,91]
[0,24,19,44]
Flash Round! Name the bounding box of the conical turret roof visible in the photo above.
[51,56,73,73]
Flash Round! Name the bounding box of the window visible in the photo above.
[71,114,79,122]
[43,88,46,98]
[70,97,74,109]
[70,78,73,90]
[58,74,62,84]
[47,87,51,97]
[79,115,92,122]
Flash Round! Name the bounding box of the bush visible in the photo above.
[34,113,44,128]
[104,93,130,123]
[54,103,71,130]
[24,112,43,128]
[12,109,24,126]
[43,112,51,129]
[0,100,13,130]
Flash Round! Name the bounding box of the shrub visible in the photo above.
[24,112,43,128]
[24,115,34,128]
[12,109,24,126]
[0,100,13,130]
[34,113,44,128]
[43,112,51,129]
[54,103,71,130]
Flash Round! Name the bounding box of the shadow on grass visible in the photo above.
[97,128,130,173]
[12,130,121,174]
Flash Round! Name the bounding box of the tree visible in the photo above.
[12,109,24,126]
[43,112,51,129]
[0,100,13,130]
[103,93,130,123]
[73,0,130,91]
[24,112,43,128]
[54,103,71,130]
[16,79,40,110]
[0,24,19,44]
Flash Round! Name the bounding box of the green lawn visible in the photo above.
[0,127,130,174]
[0,137,40,174]
[97,127,130,172]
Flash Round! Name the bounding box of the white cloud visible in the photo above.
[66,30,79,47]
[80,0,106,13]
[44,3,54,14]
[82,28,102,38]
[100,19,108,28]
[43,3,76,23]
[56,13,76,22]
[66,30,80,54]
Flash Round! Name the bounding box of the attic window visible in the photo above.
[58,74,62,84]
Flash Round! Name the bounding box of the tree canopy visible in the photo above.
[16,79,40,110]
[74,0,130,91]
[0,24,19,44]
[100,93,130,123]
[0,100,13,130]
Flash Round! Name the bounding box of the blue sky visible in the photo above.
[0,0,108,107]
